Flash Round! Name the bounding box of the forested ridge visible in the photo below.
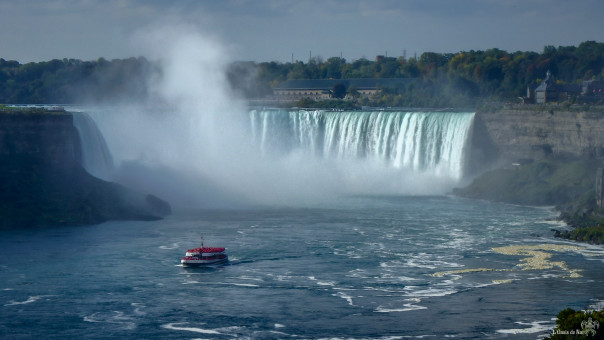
[1,41,604,106]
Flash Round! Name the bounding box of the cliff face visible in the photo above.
[456,108,604,208]
[0,109,170,228]
[474,108,604,162]
[0,111,80,168]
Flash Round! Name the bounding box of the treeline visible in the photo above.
[252,40,604,107]
[1,41,604,105]
[0,57,154,103]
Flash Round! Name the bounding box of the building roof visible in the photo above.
[274,78,417,90]
[535,70,556,92]
[534,70,581,94]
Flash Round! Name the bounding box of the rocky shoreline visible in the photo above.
[453,157,604,244]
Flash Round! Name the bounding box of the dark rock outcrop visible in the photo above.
[0,109,170,228]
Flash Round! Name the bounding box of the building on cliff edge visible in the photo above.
[271,78,417,102]
[524,70,604,104]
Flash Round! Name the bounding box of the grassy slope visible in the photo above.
[454,160,598,206]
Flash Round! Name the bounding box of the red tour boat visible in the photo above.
[181,236,228,267]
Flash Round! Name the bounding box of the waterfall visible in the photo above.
[72,112,115,181]
[249,109,475,181]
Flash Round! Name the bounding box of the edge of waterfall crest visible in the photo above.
[72,111,115,181]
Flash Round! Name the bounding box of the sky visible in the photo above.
[1,0,604,63]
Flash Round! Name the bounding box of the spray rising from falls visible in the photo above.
[74,108,476,207]
[250,110,475,181]
[69,26,476,207]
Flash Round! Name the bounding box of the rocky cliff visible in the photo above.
[474,107,604,163]
[0,108,170,228]
[457,106,604,227]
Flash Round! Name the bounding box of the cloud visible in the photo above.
[0,0,603,62]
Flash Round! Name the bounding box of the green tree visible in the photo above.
[331,82,347,99]
[347,85,360,100]
[323,57,346,79]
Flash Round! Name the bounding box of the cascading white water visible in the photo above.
[68,26,477,206]
[72,112,115,181]
[250,109,475,181]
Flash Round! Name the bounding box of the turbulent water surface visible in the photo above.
[4,107,604,338]
[2,196,604,339]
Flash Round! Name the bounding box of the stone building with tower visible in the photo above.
[530,70,581,104]
[525,70,604,104]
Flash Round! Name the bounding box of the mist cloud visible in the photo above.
[87,24,468,209]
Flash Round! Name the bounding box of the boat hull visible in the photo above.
[181,255,228,267]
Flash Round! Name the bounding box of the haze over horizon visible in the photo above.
[1,0,603,63]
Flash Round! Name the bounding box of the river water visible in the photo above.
[2,195,603,339]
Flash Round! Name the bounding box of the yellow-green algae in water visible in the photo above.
[491,244,583,278]
[432,267,495,277]
[431,244,584,279]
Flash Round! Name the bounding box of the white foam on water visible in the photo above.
[333,249,363,259]
[131,303,146,316]
[83,311,137,330]
[274,323,286,328]
[162,322,222,334]
[4,295,49,306]
[437,279,460,287]
[233,283,260,287]
[346,269,369,279]
[159,243,179,250]
[380,261,398,268]
[309,276,337,286]
[214,326,246,333]
[333,291,354,306]
[398,253,464,270]
[235,275,264,282]
[527,273,563,280]
[538,218,569,228]
[275,275,293,281]
[576,244,604,264]
[397,275,419,281]
[83,316,100,323]
[589,299,604,311]
[504,221,526,226]
[219,282,260,288]
[440,228,476,250]
[182,280,200,285]
[352,227,366,236]
[374,274,419,283]
[375,303,427,313]
[404,287,458,298]
[361,287,407,296]
[496,320,554,334]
